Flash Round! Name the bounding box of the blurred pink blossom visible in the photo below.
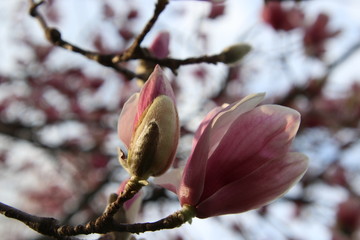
[149,32,170,59]
[303,13,341,59]
[335,197,360,238]
[208,3,225,19]
[262,2,304,31]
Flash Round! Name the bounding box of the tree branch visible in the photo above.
[0,202,78,240]
[278,39,360,106]
[0,176,195,237]
[29,0,144,80]
[112,0,170,63]
[29,0,233,79]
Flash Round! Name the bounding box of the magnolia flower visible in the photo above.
[158,93,308,218]
[117,65,179,179]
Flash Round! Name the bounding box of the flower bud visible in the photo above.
[120,120,159,177]
[220,43,251,65]
[118,66,179,179]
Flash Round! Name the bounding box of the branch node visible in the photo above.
[29,0,44,17]
[46,28,62,44]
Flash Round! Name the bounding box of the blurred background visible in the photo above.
[1,0,360,239]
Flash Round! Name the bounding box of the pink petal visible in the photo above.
[192,106,222,148]
[200,105,301,201]
[195,152,308,218]
[153,167,184,193]
[135,65,175,124]
[206,93,265,156]
[193,93,265,157]
[179,93,265,206]
[117,93,139,148]
[179,126,212,206]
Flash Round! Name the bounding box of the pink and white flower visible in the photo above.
[159,93,308,218]
[117,65,179,179]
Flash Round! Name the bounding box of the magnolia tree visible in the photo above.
[0,0,360,239]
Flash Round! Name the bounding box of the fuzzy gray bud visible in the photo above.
[221,43,252,65]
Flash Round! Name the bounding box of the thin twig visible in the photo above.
[278,39,360,106]
[112,0,170,63]
[142,54,223,70]
[29,0,143,80]
[327,40,360,72]
[60,171,113,225]
[28,0,229,79]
